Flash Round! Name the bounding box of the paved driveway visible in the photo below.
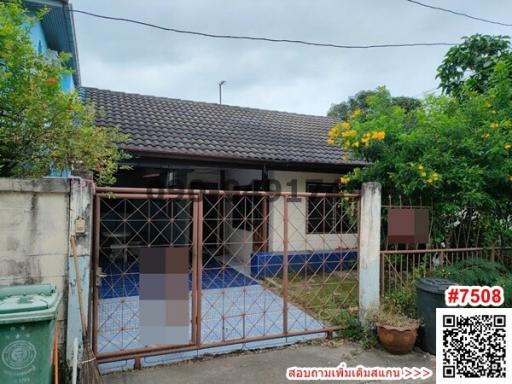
[103,341,436,384]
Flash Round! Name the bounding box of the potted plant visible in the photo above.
[368,306,420,355]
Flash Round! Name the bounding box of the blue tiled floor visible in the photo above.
[100,258,257,299]
[98,286,324,373]
[98,255,328,373]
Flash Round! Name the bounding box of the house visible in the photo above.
[84,87,363,265]
[83,88,364,365]
[2,0,365,368]
[23,0,80,91]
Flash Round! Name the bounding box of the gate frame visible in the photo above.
[91,186,361,363]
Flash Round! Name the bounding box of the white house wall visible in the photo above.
[268,171,357,253]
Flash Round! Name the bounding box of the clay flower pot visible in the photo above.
[377,323,418,355]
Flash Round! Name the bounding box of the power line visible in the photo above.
[413,87,439,98]
[70,9,456,49]
[406,0,512,27]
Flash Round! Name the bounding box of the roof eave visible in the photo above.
[123,146,365,173]
[24,0,81,85]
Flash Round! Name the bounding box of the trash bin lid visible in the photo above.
[0,284,61,324]
[415,277,457,294]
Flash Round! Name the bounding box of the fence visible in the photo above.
[92,187,360,364]
[379,196,511,295]
[380,247,506,295]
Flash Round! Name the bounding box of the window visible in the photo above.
[306,182,342,234]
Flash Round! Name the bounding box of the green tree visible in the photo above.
[437,34,512,98]
[328,64,512,246]
[327,90,421,120]
[0,2,127,184]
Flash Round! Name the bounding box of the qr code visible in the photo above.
[437,308,512,384]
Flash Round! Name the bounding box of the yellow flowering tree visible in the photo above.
[328,67,512,245]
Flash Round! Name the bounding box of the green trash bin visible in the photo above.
[415,277,456,354]
[0,284,61,384]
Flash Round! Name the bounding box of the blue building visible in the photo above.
[24,0,80,91]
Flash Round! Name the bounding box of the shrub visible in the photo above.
[0,2,128,184]
[367,307,420,328]
[334,310,378,349]
[430,258,508,286]
[382,280,417,319]
[495,275,512,307]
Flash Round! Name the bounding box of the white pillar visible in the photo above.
[358,182,381,323]
[66,178,93,365]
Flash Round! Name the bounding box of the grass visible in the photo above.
[263,271,359,325]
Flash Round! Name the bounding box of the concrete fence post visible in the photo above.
[358,182,382,323]
[66,178,93,365]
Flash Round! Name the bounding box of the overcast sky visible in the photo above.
[72,0,512,116]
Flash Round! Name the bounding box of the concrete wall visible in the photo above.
[0,177,92,365]
[29,21,74,93]
[0,178,70,343]
[30,21,49,54]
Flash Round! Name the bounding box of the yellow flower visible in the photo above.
[509,176,512,182]
[352,141,360,148]
[371,131,385,140]
[339,176,350,185]
[328,127,339,138]
[490,122,499,129]
[485,102,492,108]
[420,171,427,177]
[505,144,512,150]
[341,129,357,138]
[351,108,361,118]
[327,138,334,145]
[431,172,440,181]
[492,110,497,114]
[341,154,349,160]
[417,164,424,170]
[341,121,350,130]
[482,133,490,139]
[426,178,433,184]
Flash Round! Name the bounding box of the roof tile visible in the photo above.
[82,87,362,166]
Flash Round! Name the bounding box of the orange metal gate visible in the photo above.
[92,187,360,364]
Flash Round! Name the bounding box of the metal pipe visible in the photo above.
[380,247,486,255]
[191,197,199,345]
[95,193,196,200]
[196,193,204,345]
[95,186,359,198]
[218,80,226,104]
[92,195,100,355]
[282,196,289,335]
[96,327,339,363]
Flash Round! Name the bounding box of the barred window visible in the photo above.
[306,182,341,234]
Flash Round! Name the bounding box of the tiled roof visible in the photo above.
[82,87,361,167]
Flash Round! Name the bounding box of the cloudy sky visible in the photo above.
[72,0,512,116]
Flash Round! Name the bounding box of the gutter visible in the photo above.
[123,146,366,173]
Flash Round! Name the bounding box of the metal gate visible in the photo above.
[92,187,360,364]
